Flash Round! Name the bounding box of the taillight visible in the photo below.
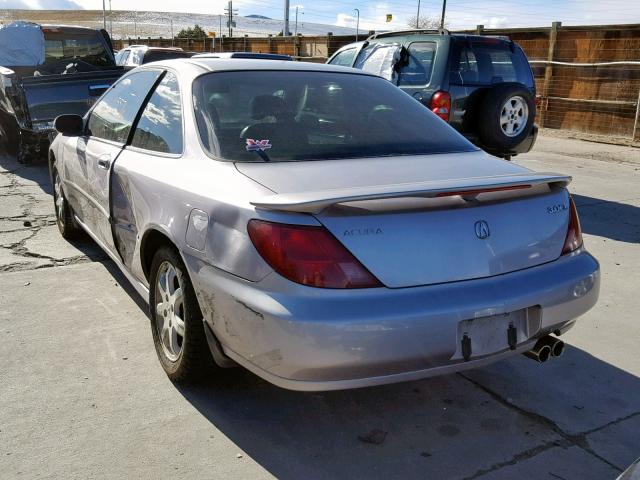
[430,91,451,122]
[247,219,382,289]
[562,197,583,255]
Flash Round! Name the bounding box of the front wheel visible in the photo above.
[52,168,81,239]
[149,246,215,383]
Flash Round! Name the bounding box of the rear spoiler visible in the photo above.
[251,172,571,214]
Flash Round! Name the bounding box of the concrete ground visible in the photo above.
[1,135,638,479]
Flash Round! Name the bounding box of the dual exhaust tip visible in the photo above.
[523,335,565,363]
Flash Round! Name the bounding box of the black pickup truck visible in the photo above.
[0,22,124,163]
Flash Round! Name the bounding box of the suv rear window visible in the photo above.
[193,70,477,162]
[450,40,533,87]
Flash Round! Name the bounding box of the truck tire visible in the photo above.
[0,111,19,157]
[477,83,535,153]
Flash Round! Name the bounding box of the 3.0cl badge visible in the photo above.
[474,220,490,239]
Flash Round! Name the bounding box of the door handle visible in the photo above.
[97,155,111,170]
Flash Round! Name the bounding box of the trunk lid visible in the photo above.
[238,152,572,287]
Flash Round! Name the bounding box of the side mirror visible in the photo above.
[54,114,84,136]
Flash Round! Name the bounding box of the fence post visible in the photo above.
[633,88,640,142]
[539,21,561,128]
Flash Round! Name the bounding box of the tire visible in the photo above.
[52,168,81,239]
[149,246,216,383]
[0,111,19,157]
[477,83,535,152]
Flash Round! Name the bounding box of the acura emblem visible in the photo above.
[474,220,490,239]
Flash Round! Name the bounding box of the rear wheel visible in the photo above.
[477,83,535,153]
[149,246,215,383]
[52,168,81,239]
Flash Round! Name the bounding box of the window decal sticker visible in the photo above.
[245,139,273,152]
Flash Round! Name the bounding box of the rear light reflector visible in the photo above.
[430,91,451,122]
[247,220,382,289]
[562,197,583,255]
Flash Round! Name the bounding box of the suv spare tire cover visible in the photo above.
[478,82,535,151]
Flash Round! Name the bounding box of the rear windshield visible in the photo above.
[43,31,114,69]
[193,71,477,162]
[450,40,533,87]
[143,50,190,64]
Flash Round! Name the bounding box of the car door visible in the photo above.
[110,70,184,274]
[77,69,163,254]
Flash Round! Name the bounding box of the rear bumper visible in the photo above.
[186,249,599,391]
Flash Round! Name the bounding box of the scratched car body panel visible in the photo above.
[49,58,600,391]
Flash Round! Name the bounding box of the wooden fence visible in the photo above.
[114,23,640,141]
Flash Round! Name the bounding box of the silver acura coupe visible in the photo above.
[49,58,600,391]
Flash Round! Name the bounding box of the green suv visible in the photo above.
[328,30,538,159]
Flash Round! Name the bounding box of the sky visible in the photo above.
[1,0,639,30]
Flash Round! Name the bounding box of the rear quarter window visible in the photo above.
[450,40,533,88]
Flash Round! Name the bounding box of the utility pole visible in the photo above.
[225,1,237,37]
[219,14,222,38]
[354,8,359,41]
[102,0,106,29]
[440,0,447,29]
[283,0,290,36]
[170,17,174,46]
[134,10,137,37]
[416,0,420,28]
[109,0,112,38]
[294,6,303,36]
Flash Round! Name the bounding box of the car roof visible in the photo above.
[193,52,292,60]
[153,57,374,75]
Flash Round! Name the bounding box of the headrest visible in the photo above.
[250,95,289,120]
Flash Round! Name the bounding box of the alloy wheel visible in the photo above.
[154,261,186,362]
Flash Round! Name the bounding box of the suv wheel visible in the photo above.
[478,83,535,153]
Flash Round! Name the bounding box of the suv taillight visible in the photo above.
[248,220,382,289]
[430,91,451,122]
[562,197,583,255]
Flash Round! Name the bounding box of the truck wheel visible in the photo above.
[52,168,81,239]
[478,83,535,152]
[149,246,216,383]
[0,113,19,157]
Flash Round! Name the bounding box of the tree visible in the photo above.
[406,15,444,29]
[176,24,207,39]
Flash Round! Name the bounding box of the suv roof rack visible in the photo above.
[367,28,450,40]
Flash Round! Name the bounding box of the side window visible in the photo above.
[116,49,130,65]
[130,49,144,66]
[131,72,183,154]
[398,42,437,86]
[87,70,161,143]
[353,43,403,82]
[329,48,357,67]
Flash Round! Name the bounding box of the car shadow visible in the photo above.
[173,346,639,479]
[574,194,640,244]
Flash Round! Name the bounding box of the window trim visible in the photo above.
[397,41,438,88]
[83,68,164,145]
[126,67,186,158]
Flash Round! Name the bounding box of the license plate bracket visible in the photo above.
[451,309,533,360]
